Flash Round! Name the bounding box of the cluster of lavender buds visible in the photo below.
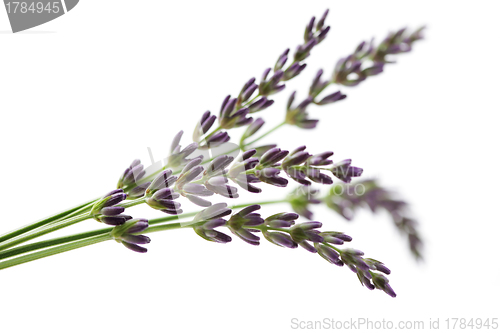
[190,205,396,297]
[90,189,131,225]
[285,179,421,259]
[333,27,425,86]
[324,179,423,259]
[110,218,150,253]
[117,159,145,188]
[0,9,425,299]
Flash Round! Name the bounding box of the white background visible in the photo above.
[0,1,499,332]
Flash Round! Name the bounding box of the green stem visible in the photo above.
[0,234,112,271]
[242,121,286,150]
[0,199,95,244]
[0,213,92,252]
[0,199,288,262]
[119,197,146,209]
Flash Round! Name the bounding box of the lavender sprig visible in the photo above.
[0,9,426,300]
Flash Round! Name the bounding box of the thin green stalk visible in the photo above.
[0,199,95,244]
[119,197,146,209]
[242,121,286,150]
[0,213,92,252]
[0,199,288,262]
[0,234,112,271]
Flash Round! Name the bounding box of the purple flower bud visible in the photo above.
[240,83,258,103]
[207,176,228,186]
[205,183,239,198]
[242,118,265,141]
[161,208,183,215]
[205,155,234,177]
[264,231,298,249]
[256,168,288,187]
[171,131,184,153]
[323,235,344,245]
[182,183,213,197]
[238,77,256,101]
[152,188,180,200]
[261,68,271,81]
[186,194,212,207]
[362,63,384,76]
[103,189,125,198]
[283,62,307,81]
[126,219,149,234]
[259,70,285,96]
[177,165,204,187]
[267,220,294,228]
[148,170,176,192]
[316,91,347,105]
[203,131,230,148]
[103,193,127,208]
[122,242,148,253]
[308,151,334,166]
[316,9,329,31]
[101,215,133,226]
[196,203,232,221]
[294,39,317,62]
[259,148,289,167]
[121,234,151,245]
[274,48,289,71]
[248,96,274,113]
[203,218,227,230]
[193,111,217,142]
[330,159,363,183]
[316,244,342,265]
[233,175,262,194]
[304,16,315,42]
[127,182,151,199]
[317,26,330,43]
[100,206,125,216]
[182,157,203,174]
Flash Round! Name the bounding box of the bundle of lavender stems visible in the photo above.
[0,10,424,298]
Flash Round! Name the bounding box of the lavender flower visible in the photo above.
[241,118,265,142]
[117,159,146,188]
[265,212,298,228]
[372,27,425,64]
[227,205,265,245]
[248,97,274,113]
[237,78,258,105]
[333,26,424,87]
[309,69,329,98]
[263,230,297,249]
[252,144,277,158]
[219,95,253,129]
[282,146,334,185]
[289,221,324,253]
[168,131,199,168]
[274,48,289,71]
[127,182,151,199]
[193,111,217,142]
[330,159,363,183]
[324,179,423,259]
[259,68,286,96]
[285,92,317,129]
[193,218,232,244]
[145,170,182,214]
[111,218,150,253]
[91,189,131,225]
